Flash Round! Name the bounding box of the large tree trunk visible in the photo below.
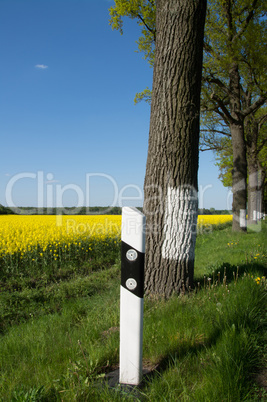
[143,0,206,298]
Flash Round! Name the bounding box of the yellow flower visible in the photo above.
[0,215,121,259]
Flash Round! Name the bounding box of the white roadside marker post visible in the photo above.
[119,207,146,386]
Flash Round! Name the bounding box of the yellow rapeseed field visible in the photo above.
[197,214,232,229]
[0,214,232,275]
[0,214,232,256]
[0,215,121,256]
[0,215,122,275]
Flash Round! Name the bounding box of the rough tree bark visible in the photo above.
[246,117,260,224]
[228,63,248,232]
[245,112,266,224]
[143,0,207,297]
[230,123,248,231]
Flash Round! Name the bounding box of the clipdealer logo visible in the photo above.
[4,171,143,215]
[4,170,240,218]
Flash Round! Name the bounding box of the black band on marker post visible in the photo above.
[121,241,145,298]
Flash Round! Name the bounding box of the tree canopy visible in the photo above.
[201,0,267,225]
[109,0,156,66]
[109,0,267,228]
[201,0,267,146]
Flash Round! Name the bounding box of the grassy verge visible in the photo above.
[194,220,266,280]
[0,221,266,401]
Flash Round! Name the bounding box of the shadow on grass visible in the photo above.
[194,262,267,290]
[141,326,221,386]
[140,262,267,393]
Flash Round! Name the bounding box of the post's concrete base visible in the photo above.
[94,364,157,399]
[104,367,152,388]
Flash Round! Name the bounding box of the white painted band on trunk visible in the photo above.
[121,207,146,253]
[161,186,197,261]
[119,286,143,385]
[240,209,247,228]
[258,211,263,220]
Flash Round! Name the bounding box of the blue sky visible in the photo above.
[0,0,232,211]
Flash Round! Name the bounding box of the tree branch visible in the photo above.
[199,146,221,152]
[258,114,267,130]
[203,41,222,61]
[240,96,266,118]
[240,56,263,93]
[233,0,259,42]
[210,93,234,124]
[224,0,234,41]
[216,108,233,127]
[137,13,156,42]
[204,75,230,96]
[256,137,267,154]
[201,129,231,137]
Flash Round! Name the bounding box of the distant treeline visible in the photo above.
[0,205,15,215]
[1,206,123,215]
[198,208,232,215]
[0,204,231,215]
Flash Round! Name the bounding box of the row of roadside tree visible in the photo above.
[109,0,267,230]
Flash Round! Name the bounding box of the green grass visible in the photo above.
[0,221,266,401]
[194,220,266,280]
[0,235,120,281]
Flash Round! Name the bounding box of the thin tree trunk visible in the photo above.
[245,114,266,224]
[143,0,206,297]
[248,163,259,224]
[247,118,259,224]
[261,171,267,216]
[231,122,247,231]
[229,63,247,232]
